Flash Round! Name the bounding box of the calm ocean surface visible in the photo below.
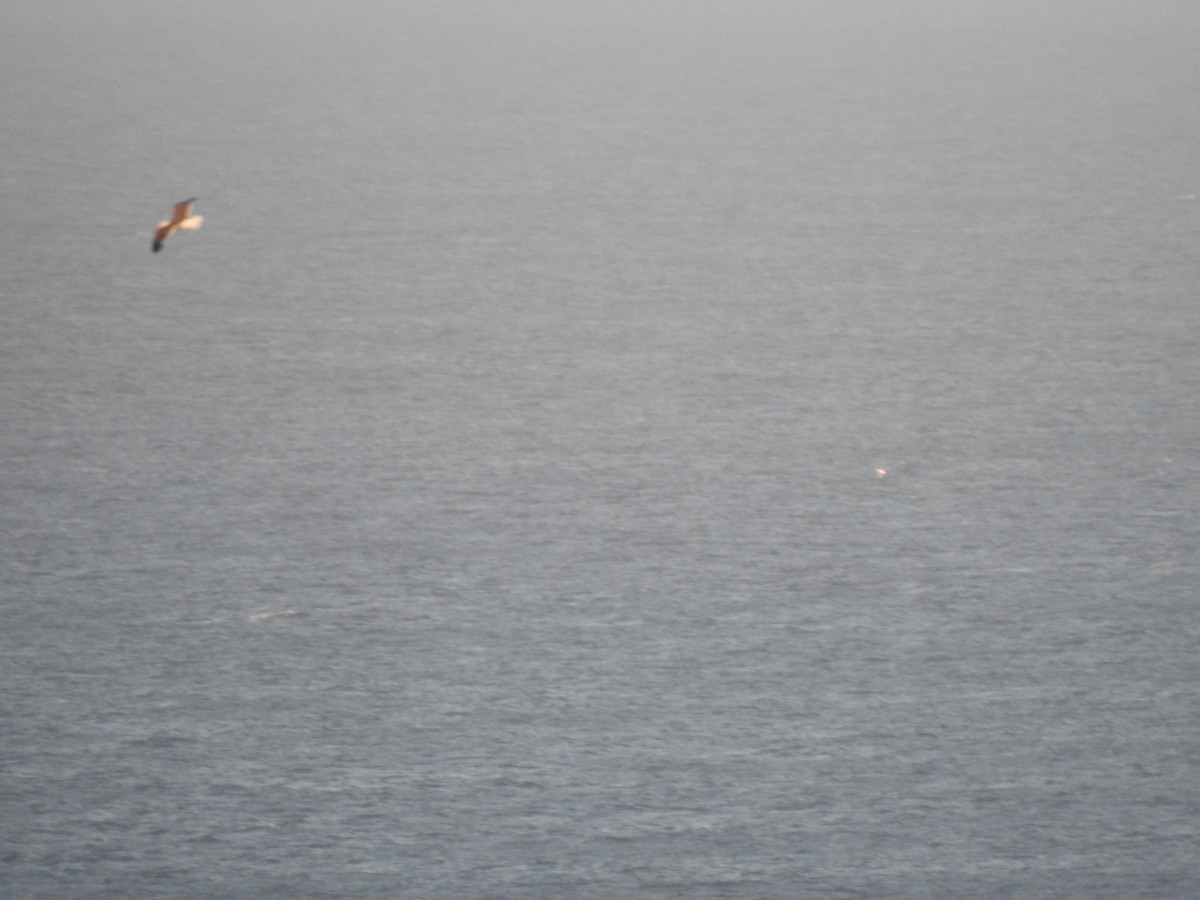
[3,2,1199,896]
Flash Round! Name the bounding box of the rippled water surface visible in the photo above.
[3,2,1199,896]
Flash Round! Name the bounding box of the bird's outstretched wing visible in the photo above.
[152,220,173,252]
[170,201,194,226]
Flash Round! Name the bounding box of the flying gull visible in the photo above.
[152,198,203,252]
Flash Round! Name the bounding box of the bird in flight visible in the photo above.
[152,198,203,252]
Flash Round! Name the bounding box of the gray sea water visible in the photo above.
[3,2,1199,896]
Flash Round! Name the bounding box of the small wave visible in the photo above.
[247,608,301,623]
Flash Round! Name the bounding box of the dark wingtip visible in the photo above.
[152,244,162,252]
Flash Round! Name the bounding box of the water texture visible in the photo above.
[2,2,1199,896]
